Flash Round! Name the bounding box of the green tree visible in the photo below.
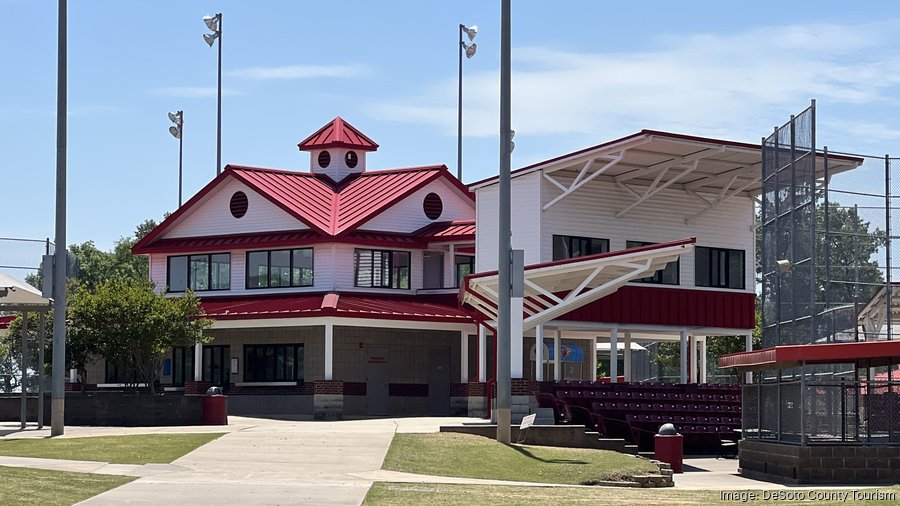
[69,279,211,395]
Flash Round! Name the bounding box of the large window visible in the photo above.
[167,253,230,292]
[695,246,745,289]
[354,249,410,289]
[455,255,475,287]
[244,344,304,382]
[172,345,231,387]
[552,235,609,261]
[246,248,314,289]
[626,241,679,285]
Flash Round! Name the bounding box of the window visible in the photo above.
[246,248,314,289]
[552,235,609,261]
[696,246,745,289]
[455,255,475,287]
[244,344,304,383]
[167,253,230,292]
[172,345,230,387]
[172,347,193,387]
[354,249,410,289]
[626,241,679,285]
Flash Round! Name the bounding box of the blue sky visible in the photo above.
[4,0,900,270]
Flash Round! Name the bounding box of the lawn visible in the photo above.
[0,433,224,464]
[381,432,658,485]
[0,465,133,506]
[364,483,900,506]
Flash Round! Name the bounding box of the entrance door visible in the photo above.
[423,251,444,289]
[428,347,451,415]
[366,346,389,416]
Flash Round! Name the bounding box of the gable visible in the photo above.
[165,178,308,239]
[358,178,475,234]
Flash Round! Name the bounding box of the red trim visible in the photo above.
[719,340,900,370]
[468,129,865,188]
[0,315,15,330]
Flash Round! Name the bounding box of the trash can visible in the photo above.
[201,386,228,425]
[654,423,683,473]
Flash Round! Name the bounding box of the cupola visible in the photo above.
[297,116,379,183]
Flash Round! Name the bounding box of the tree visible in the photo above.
[69,279,211,395]
[1,311,46,393]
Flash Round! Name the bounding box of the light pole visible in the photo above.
[458,24,477,182]
[168,111,184,207]
[203,13,222,175]
[51,0,68,436]
[496,0,512,444]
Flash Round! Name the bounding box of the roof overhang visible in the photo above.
[0,273,51,310]
[718,340,900,372]
[461,238,695,330]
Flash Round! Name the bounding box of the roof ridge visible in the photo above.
[356,164,447,176]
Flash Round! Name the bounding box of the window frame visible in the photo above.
[244,247,315,290]
[626,241,680,286]
[695,246,746,290]
[552,234,610,261]
[167,252,231,293]
[243,343,304,383]
[354,249,411,289]
[454,255,475,288]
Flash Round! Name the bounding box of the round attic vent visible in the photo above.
[230,191,248,219]
[318,150,331,168]
[345,150,359,168]
[423,192,443,220]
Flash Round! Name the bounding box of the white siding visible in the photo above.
[475,172,542,272]
[358,179,475,233]
[166,179,306,239]
[538,175,755,290]
[150,254,166,293]
[309,147,366,183]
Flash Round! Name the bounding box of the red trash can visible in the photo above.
[654,432,683,473]
[201,388,228,425]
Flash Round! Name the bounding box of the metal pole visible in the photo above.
[457,25,464,182]
[179,115,184,207]
[824,147,831,342]
[38,311,45,429]
[20,311,29,429]
[885,155,891,343]
[51,0,67,437]
[216,13,222,175]
[495,0,512,444]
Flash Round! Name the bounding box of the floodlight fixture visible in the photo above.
[169,125,181,139]
[457,22,479,182]
[463,42,477,58]
[461,24,478,41]
[203,14,220,32]
[776,259,793,272]
[203,33,219,47]
[203,12,224,175]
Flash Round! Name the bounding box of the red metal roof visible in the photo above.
[718,340,900,371]
[133,164,475,254]
[297,117,379,152]
[413,220,476,243]
[200,292,474,323]
[0,315,14,330]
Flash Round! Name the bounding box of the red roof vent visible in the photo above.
[298,116,379,152]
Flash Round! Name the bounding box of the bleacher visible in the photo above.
[537,381,742,453]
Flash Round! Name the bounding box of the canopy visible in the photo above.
[0,272,51,310]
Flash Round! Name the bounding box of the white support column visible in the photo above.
[590,336,598,382]
[460,330,469,383]
[193,341,203,382]
[511,297,524,379]
[698,336,708,384]
[324,323,334,380]
[679,330,688,384]
[689,335,698,384]
[623,331,632,382]
[554,329,562,381]
[609,327,618,383]
[447,244,456,288]
[745,332,753,384]
[535,324,544,382]
[478,326,488,382]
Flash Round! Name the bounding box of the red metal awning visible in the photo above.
[718,340,900,371]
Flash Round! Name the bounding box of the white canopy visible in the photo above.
[0,272,51,309]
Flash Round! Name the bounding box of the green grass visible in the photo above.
[382,432,658,485]
[0,433,224,464]
[0,465,133,506]
[364,483,900,506]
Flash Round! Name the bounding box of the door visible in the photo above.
[428,347,451,415]
[366,346,389,416]
[423,252,444,289]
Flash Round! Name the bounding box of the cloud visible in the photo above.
[367,19,900,144]
[148,87,243,98]
[226,64,369,80]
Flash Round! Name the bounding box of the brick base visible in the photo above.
[185,381,212,395]
[313,380,344,420]
[740,440,900,484]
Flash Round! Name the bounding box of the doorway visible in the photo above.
[428,347,451,415]
[366,346,389,416]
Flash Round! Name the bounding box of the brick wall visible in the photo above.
[740,440,900,484]
[313,380,344,395]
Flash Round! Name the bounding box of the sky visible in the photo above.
[4,0,900,272]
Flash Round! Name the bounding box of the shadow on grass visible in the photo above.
[508,444,588,464]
